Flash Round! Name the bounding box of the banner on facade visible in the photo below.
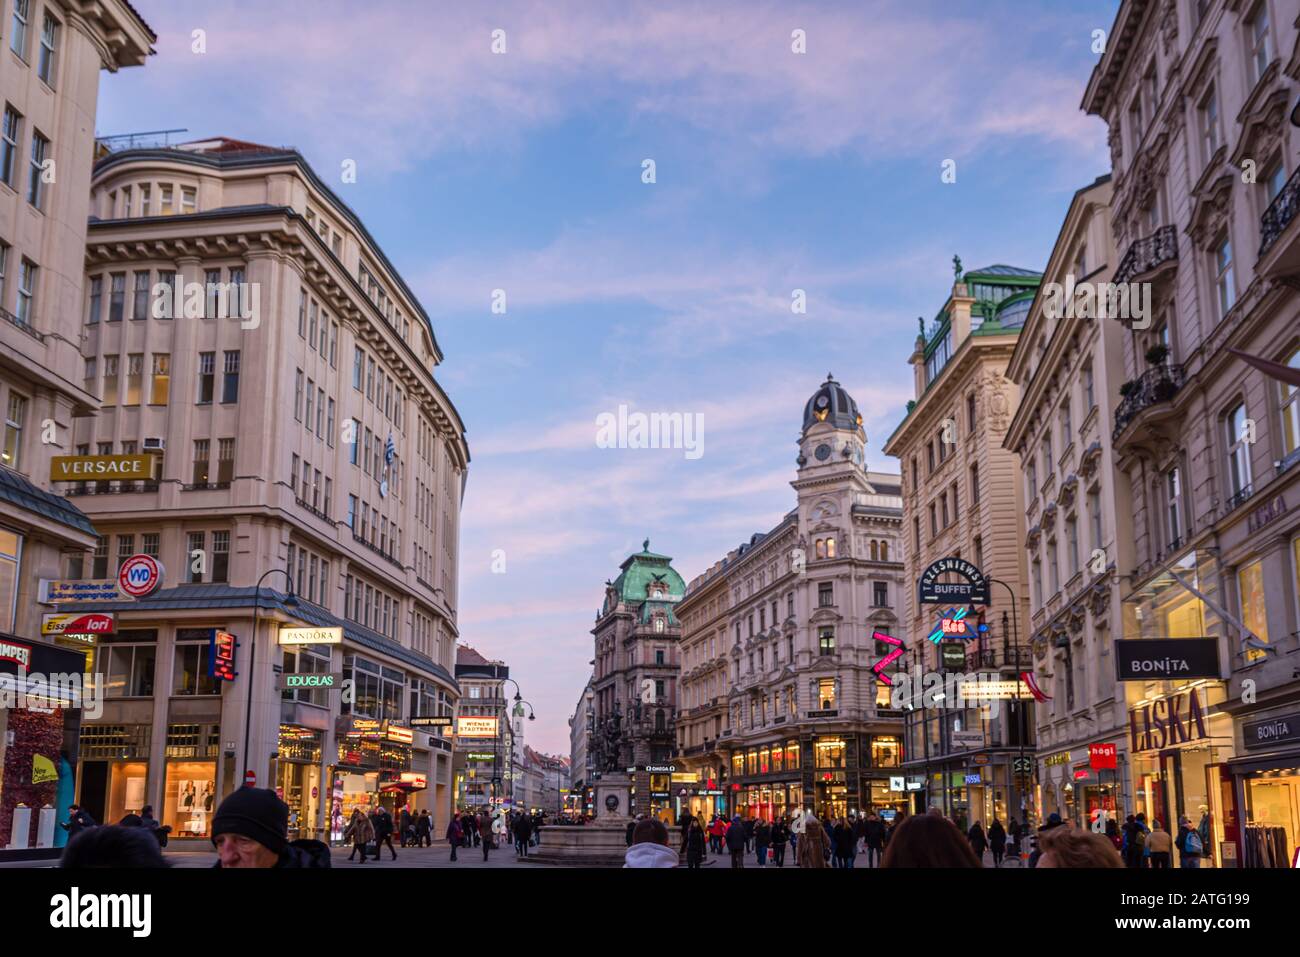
[456,716,498,738]
[1114,638,1220,681]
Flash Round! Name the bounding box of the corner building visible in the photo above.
[1083,0,1300,866]
[58,137,467,844]
[676,377,907,823]
[883,265,1039,828]
[0,0,153,855]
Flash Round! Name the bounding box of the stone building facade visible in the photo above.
[676,377,907,823]
[1083,0,1300,866]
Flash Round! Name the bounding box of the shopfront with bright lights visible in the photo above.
[729,739,804,820]
[1230,707,1300,868]
[161,723,220,840]
[276,725,323,841]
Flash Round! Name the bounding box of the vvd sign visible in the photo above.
[118,555,164,598]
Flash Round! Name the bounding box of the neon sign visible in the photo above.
[870,631,905,686]
[925,606,988,645]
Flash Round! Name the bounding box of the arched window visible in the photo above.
[815,539,827,559]
[880,541,888,561]
[654,616,666,633]
[870,540,879,560]
[826,537,837,558]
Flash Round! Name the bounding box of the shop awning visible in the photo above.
[1225,754,1300,775]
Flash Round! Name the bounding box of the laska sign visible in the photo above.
[918,557,989,605]
[1129,688,1209,753]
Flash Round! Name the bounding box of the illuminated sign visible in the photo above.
[870,631,905,685]
[0,640,32,669]
[49,453,157,482]
[1073,769,1091,781]
[1129,688,1208,753]
[386,724,414,744]
[410,716,452,728]
[278,672,342,690]
[925,606,988,645]
[38,579,121,603]
[1045,751,1072,767]
[1088,742,1117,770]
[889,776,905,792]
[117,555,163,598]
[964,773,982,784]
[670,772,698,783]
[278,626,343,645]
[210,630,237,681]
[918,557,989,605]
[940,641,966,671]
[456,716,499,738]
[1114,638,1220,681]
[957,679,1036,701]
[41,612,115,638]
[399,772,428,789]
[467,752,495,760]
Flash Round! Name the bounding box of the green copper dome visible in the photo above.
[609,538,687,607]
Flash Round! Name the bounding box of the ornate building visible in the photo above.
[1083,0,1300,867]
[884,264,1039,828]
[675,376,907,823]
[589,541,686,821]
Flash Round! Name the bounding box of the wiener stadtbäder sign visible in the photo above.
[917,557,989,605]
[1114,638,1220,681]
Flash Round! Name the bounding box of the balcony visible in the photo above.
[1112,363,1185,446]
[1259,166,1300,278]
[0,305,44,343]
[1113,225,1178,286]
[295,496,332,525]
[351,531,404,572]
[1224,484,1254,514]
[183,481,231,492]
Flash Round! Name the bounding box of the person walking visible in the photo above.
[743,816,755,854]
[399,806,412,847]
[797,818,830,868]
[514,813,533,857]
[1147,820,1172,869]
[770,818,789,867]
[685,819,706,869]
[678,809,695,855]
[415,810,432,847]
[725,815,747,869]
[445,816,462,862]
[832,818,857,868]
[754,818,771,867]
[1175,815,1203,868]
[479,812,494,862]
[967,821,988,865]
[345,808,374,864]
[862,813,885,868]
[1121,813,1148,869]
[709,815,727,854]
[370,806,398,861]
[1105,818,1122,853]
[987,819,1006,868]
[60,804,97,840]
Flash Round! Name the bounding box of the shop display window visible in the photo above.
[759,747,770,774]
[746,749,757,776]
[731,753,744,778]
[870,735,901,768]
[1237,560,1268,663]
[163,761,216,837]
[1244,773,1298,868]
[785,740,800,769]
[771,745,784,773]
[815,737,845,769]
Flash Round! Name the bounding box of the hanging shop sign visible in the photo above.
[951,730,984,750]
[117,554,163,598]
[276,671,342,690]
[1012,757,1034,775]
[41,612,115,639]
[456,716,499,738]
[399,772,428,789]
[972,754,990,766]
[209,630,237,681]
[918,557,989,605]
[1128,687,1208,753]
[670,772,698,783]
[38,579,122,603]
[1241,712,1300,750]
[385,724,414,744]
[1088,742,1117,770]
[344,717,383,737]
[940,641,967,671]
[906,779,924,791]
[410,716,452,728]
[889,776,905,791]
[278,626,343,645]
[1115,638,1220,681]
[49,453,156,482]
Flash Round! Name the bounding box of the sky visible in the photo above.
[98,0,1118,754]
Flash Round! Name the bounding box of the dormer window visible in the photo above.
[654,616,666,634]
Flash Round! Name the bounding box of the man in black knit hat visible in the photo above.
[211,787,330,868]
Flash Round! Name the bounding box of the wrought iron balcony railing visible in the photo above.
[0,305,44,343]
[1113,363,1185,442]
[1113,225,1178,285]
[1260,167,1300,256]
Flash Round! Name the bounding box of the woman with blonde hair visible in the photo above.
[1036,825,1124,868]
[797,817,830,868]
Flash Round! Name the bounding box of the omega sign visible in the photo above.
[1129,688,1209,753]
[917,557,989,605]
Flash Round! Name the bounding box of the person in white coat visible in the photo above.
[624,818,680,868]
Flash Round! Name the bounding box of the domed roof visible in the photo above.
[802,374,863,434]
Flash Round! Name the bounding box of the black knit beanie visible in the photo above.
[211,787,289,856]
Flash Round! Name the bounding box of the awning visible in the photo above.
[1226,753,1300,776]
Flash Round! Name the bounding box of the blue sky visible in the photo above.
[99,0,1118,753]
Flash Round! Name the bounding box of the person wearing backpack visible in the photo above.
[1176,814,1202,868]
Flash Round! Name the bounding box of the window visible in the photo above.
[329,321,338,367]
[79,277,103,328]
[150,354,170,404]
[185,532,206,584]
[159,185,173,216]
[2,392,26,469]
[1088,487,1104,555]
[222,351,240,403]
[1060,400,1072,441]
[290,454,299,495]
[102,356,119,405]
[349,420,360,466]
[818,626,835,656]
[17,258,36,324]
[217,438,234,485]
[816,677,836,709]
[929,502,938,537]
[1066,517,1079,577]
[0,106,19,189]
[1047,538,1059,594]
[1213,233,1236,319]
[327,398,335,447]
[83,357,97,396]
[305,379,314,430]
[1238,558,1270,663]
[913,517,920,553]
[192,439,210,485]
[1027,455,1037,496]
[308,299,317,346]
[366,356,375,401]
[967,393,976,432]
[1040,433,1053,476]
[131,271,149,319]
[172,631,217,695]
[1226,402,1253,499]
[941,490,950,527]
[36,11,60,83]
[10,0,30,58]
[1164,467,1182,547]
[873,581,888,607]
[109,273,125,322]
[96,640,156,699]
[139,184,150,217]
[1247,2,1273,87]
[1200,85,1220,165]
[970,464,980,506]
[950,481,959,521]
[27,130,48,209]
[1031,557,1042,607]
[124,353,143,405]
[0,242,8,309]
[316,386,325,436]
[297,289,307,337]
[974,534,984,569]
[1280,347,1300,458]
[353,347,363,390]
[197,353,215,404]
[818,581,833,607]
[1083,363,1095,411]
[180,187,196,215]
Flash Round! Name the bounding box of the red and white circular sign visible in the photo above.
[244,770,257,787]
[118,554,164,598]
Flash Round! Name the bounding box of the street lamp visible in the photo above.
[988,577,1028,833]
[245,568,298,782]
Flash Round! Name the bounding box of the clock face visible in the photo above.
[815,443,832,461]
